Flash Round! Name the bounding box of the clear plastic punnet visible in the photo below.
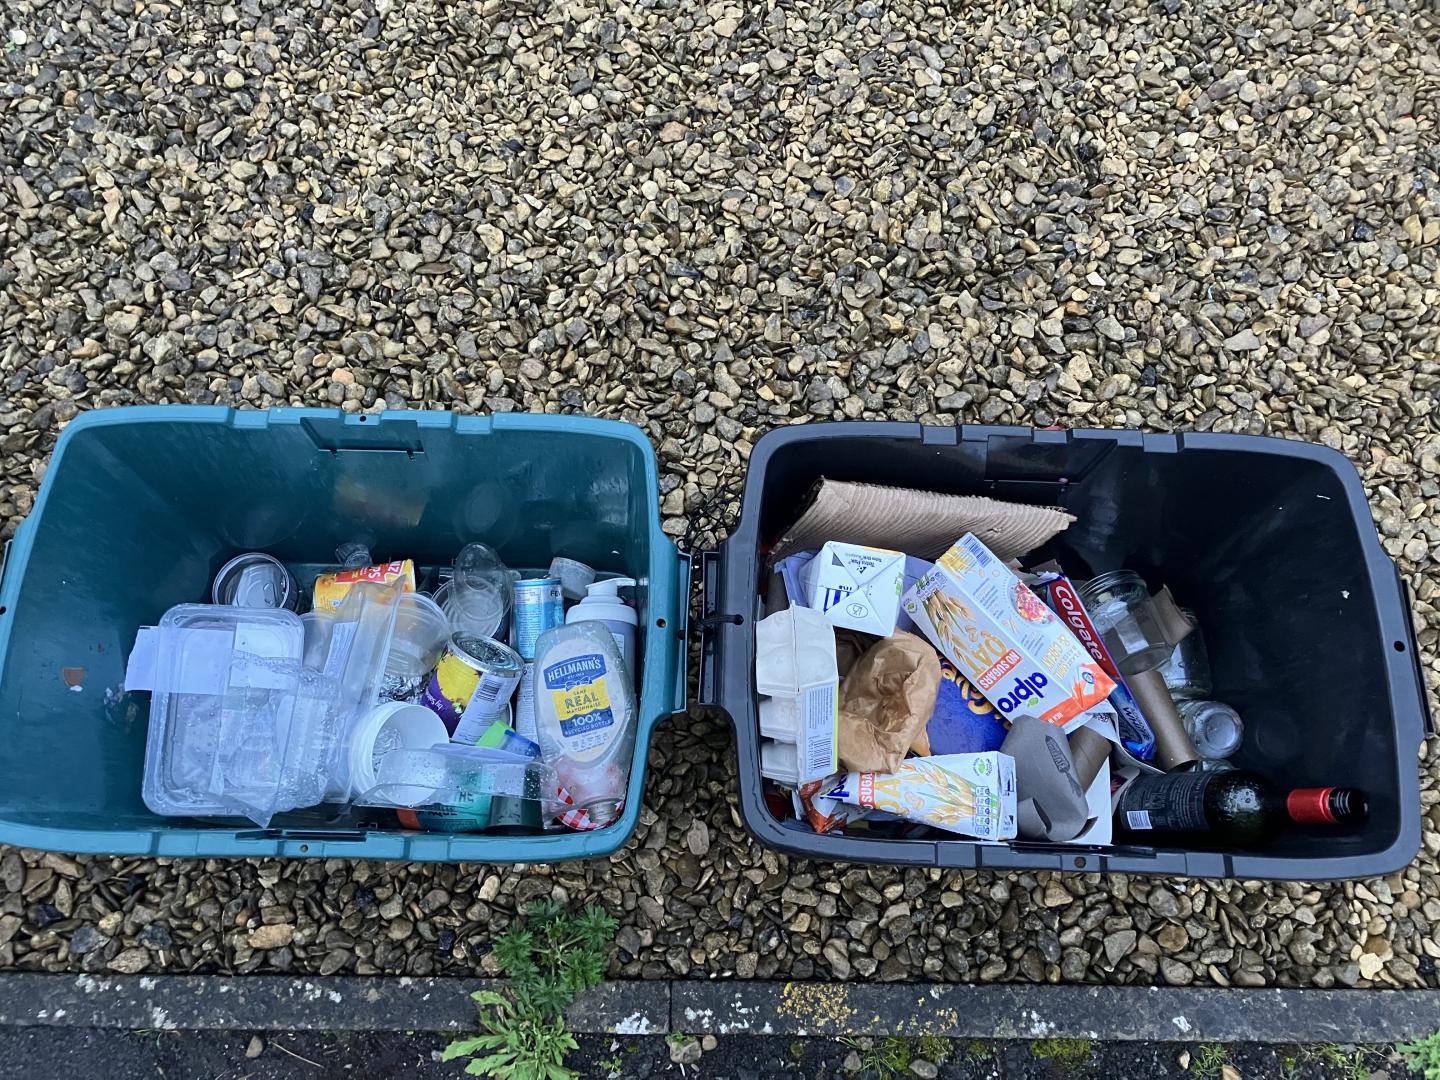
[141,578,407,824]
[141,605,315,825]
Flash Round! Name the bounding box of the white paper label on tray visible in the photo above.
[144,627,232,695]
[125,627,162,692]
[801,681,838,781]
[231,622,299,689]
[322,620,359,681]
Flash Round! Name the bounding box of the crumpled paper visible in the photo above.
[837,631,942,773]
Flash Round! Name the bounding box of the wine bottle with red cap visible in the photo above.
[1114,770,1367,847]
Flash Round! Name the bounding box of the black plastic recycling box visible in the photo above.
[698,423,1431,881]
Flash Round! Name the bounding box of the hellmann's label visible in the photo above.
[543,653,616,747]
[901,534,1115,733]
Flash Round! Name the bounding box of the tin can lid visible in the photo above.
[212,553,295,609]
[451,633,524,675]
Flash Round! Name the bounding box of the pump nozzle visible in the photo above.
[585,576,636,599]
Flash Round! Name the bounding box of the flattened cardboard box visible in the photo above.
[771,478,1075,563]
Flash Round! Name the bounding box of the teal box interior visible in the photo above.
[0,407,689,861]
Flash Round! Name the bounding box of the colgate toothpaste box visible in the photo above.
[1036,571,1158,761]
[901,534,1115,733]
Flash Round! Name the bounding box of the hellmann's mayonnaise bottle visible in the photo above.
[531,622,637,826]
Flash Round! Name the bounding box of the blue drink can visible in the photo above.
[512,577,564,659]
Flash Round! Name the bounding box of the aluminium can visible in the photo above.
[511,576,564,660]
[211,553,297,610]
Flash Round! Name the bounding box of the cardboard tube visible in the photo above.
[1150,587,1196,645]
[1127,668,1200,770]
[1069,726,1112,789]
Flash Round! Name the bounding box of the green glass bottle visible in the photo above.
[1115,770,1367,847]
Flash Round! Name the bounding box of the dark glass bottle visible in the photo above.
[1114,770,1367,847]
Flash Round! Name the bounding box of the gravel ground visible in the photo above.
[1,0,1438,991]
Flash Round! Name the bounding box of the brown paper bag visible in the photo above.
[837,632,942,774]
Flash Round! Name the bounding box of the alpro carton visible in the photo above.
[901,534,1115,732]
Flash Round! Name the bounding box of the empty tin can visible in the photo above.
[211,553,297,610]
[419,633,524,739]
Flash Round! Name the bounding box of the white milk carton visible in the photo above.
[798,542,905,636]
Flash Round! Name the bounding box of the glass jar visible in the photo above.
[1076,570,1176,675]
[1159,607,1212,700]
[1196,757,1236,773]
[1178,699,1245,759]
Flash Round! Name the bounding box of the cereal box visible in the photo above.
[900,534,1115,732]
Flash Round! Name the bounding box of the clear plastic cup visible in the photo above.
[385,594,450,681]
[455,542,507,593]
[380,593,451,701]
[439,544,512,638]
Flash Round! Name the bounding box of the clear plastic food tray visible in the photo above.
[141,606,311,824]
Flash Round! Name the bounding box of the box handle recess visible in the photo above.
[233,830,369,843]
[301,415,425,454]
[695,550,741,709]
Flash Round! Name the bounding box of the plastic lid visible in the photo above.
[584,576,636,600]
[346,700,448,804]
[550,557,597,601]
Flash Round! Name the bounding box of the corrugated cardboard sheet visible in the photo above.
[770,479,1076,563]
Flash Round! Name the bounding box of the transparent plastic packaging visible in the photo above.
[444,542,512,638]
[315,579,405,801]
[356,743,551,809]
[141,605,333,826]
[379,593,450,702]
